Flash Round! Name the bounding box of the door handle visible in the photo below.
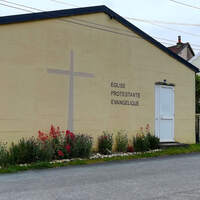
[160,116,173,120]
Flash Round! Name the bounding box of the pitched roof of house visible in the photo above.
[168,42,195,57]
[0,5,199,73]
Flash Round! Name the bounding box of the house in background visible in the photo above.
[168,36,195,61]
[190,52,200,71]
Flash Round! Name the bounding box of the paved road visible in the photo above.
[1,154,200,200]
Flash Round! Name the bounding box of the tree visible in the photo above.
[196,75,200,113]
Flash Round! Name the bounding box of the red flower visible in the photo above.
[50,125,60,138]
[66,130,75,140]
[38,130,43,137]
[70,132,75,140]
[38,131,48,142]
[65,145,71,153]
[66,130,71,136]
[56,126,60,136]
[127,145,134,152]
[58,150,64,157]
[50,125,55,138]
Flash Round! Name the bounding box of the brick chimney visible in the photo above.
[177,35,182,44]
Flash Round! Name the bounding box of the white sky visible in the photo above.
[1,0,200,54]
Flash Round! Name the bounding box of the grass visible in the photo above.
[1,144,200,174]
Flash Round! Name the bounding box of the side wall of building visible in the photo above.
[0,13,196,145]
[178,47,188,61]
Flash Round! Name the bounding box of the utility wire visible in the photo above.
[0,0,130,34]
[2,0,159,43]
[149,21,200,38]
[48,0,200,39]
[2,0,199,39]
[161,41,200,50]
[49,0,200,27]
[0,2,32,12]
[154,37,200,48]
[50,0,113,9]
[50,0,79,8]
[169,0,200,10]
[49,0,200,49]
[0,1,143,40]
[1,0,200,50]
[0,0,43,12]
[0,0,134,33]
[127,17,200,27]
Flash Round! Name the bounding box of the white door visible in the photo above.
[155,85,174,142]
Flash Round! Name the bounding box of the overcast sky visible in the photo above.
[1,0,200,54]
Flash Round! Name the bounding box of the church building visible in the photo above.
[0,6,199,145]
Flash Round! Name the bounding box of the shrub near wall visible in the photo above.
[0,142,9,167]
[72,134,93,158]
[133,124,160,152]
[116,130,128,152]
[8,137,53,165]
[98,131,113,155]
[38,126,93,159]
[0,125,160,167]
[0,125,93,167]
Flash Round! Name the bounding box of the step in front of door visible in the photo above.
[159,142,189,149]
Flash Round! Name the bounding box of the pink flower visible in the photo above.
[38,131,48,142]
[50,125,60,138]
[56,126,60,136]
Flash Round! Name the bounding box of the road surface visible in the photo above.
[1,153,200,200]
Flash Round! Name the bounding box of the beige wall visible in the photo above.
[0,13,196,145]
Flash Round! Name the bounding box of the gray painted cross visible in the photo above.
[47,50,94,132]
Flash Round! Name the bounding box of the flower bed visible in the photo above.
[0,124,160,168]
[0,149,162,169]
[2,144,200,173]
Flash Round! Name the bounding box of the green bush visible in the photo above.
[116,130,128,152]
[133,133,160,152]
[71,134,93,158]
[38,127,93,160]
[0,142,9,167]
[146,133,160,150]
[8,137,54,165]
[37,140,55,162]
[98,131,113,155]
[41,129,93,160]
[133,135,149,152]
[8,137,39,164]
